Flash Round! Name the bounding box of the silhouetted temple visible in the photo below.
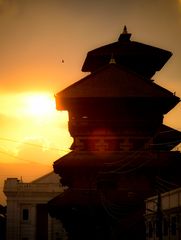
[48,27,181,240]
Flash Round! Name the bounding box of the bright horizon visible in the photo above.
[0,0,181,205]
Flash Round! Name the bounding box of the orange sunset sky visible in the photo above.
[0,0,181,204]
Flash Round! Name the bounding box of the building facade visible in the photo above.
[3,172,67,240]
[145,187,181,240]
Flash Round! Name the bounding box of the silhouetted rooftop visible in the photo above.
[55,63,180,113]
[82,27,172,78]
[57,64,176,98]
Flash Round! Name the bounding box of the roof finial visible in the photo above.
[118,25,131,42]
[109,53,116,64]
[123,25,128,34]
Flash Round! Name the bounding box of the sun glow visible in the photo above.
[24,92,56,117]
[0,91,72,165]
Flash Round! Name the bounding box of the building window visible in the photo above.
[22,209,29,221]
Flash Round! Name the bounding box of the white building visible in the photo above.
[3,172,67,240]
[145,187,181,240]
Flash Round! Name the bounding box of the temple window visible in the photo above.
[22,208,29,221]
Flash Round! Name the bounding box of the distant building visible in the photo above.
[3,172,67,240]
[0,204,6,240]
[145,187,181,240]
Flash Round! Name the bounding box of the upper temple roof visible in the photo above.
[55,63,180,113]
[56,63,177,98]
[81,26,172,78]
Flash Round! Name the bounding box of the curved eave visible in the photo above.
[55,96,180,115]
[48,189,146,216]
[53,151,181,173]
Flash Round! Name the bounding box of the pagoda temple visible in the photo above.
[48,27,181,240]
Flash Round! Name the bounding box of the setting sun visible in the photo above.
[25,93,56,117]
[0,91,72,166]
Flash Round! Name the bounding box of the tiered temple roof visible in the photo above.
[49,27,181,240]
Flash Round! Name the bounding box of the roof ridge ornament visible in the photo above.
[109,53,116,64]
[118,25,132,42]
[123,25,128,34]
